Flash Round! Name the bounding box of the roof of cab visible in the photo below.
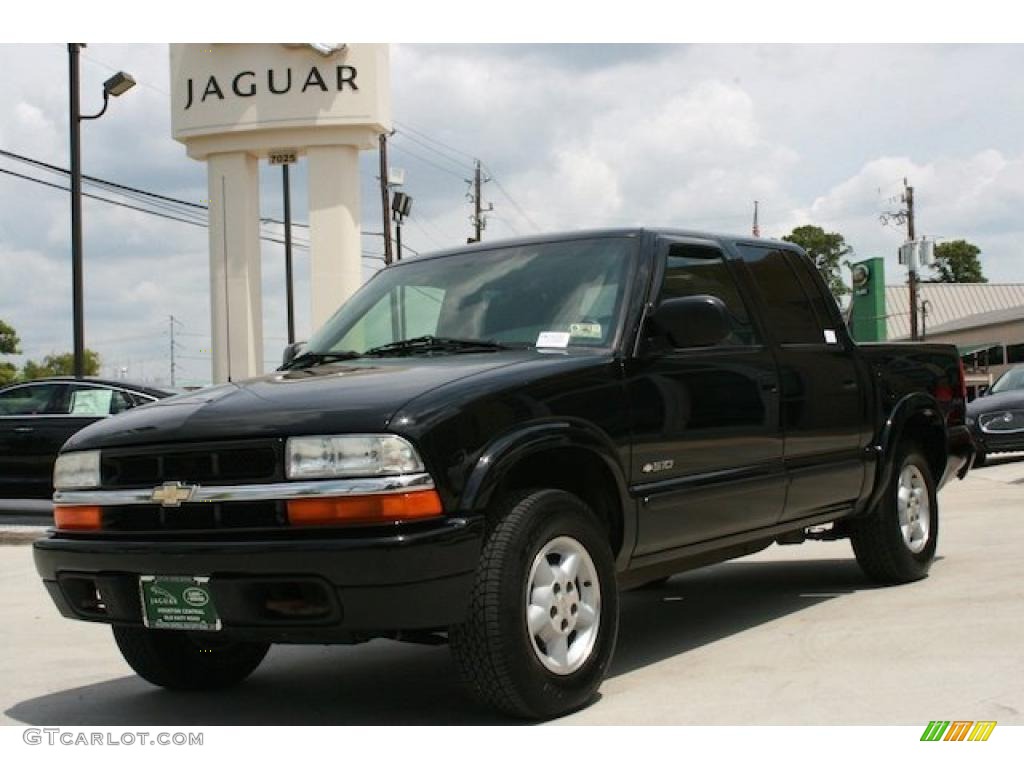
[385,227,796,266]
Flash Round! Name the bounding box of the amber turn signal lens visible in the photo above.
[53,505,103,531]
[286,490,443,527]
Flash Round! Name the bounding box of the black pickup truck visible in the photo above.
[34,229,974,719]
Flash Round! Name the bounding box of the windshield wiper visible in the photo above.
[362,335,511,356]
[280,350,361,370]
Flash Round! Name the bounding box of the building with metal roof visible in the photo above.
[884,282,1024,397]
[885,283,1024,341]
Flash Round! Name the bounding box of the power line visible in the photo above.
[0,147,207,211]
[393,127,475,173]
[0,159,390,260]
[393,119,478,162]
[389,139,469,180]
[482,163,542,233]
[0,166,208,228]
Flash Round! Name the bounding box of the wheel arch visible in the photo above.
[458,420,634,569]
[869,392,947,512]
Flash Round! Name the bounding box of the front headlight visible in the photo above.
[286,435,424,479]
[53,450,101,490]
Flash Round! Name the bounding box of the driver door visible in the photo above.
[626,239,785,557]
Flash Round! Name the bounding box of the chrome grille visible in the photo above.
[979,410,1024,433]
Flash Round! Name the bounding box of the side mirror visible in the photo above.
[282,341,307,367]
[648,295,731,349]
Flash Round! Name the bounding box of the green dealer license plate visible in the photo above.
[139,576,221,631]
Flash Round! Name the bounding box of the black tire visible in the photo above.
[112,626,269,690]
[973,451,987,468]
[850,442,938,584]
[449,489,619,720]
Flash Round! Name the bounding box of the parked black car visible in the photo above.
[966,365,1024,465]
[33,230,974,719]
[0,377,176,497]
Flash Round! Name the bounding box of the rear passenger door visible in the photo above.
[627,239,785,556]
[733,243,870,520]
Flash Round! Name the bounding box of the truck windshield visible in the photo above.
[305,237,637,357]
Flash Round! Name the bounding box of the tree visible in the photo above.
[21,350,101,379]
[782,225,852,300]
[0,319,19,355]
[0,319,20,385]
[931,239,986,283]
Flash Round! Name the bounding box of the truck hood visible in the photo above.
[63,351,591,451]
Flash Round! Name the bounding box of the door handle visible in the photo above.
[841,380,859,391]
[13,426,35,433]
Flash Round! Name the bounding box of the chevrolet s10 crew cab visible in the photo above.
[34,229,975,719]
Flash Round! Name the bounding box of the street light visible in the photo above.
[68,43,135,378]
[391,191,412,262]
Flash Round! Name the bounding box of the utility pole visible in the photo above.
[752,200,761,238]
[880,177,920,340]
[905,180,919,341]
[468,160,492,243]
[379,133,394,265]
[473,160,483,243]
[168,315,179,387]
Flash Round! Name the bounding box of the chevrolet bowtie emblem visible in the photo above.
[151,481,197,508]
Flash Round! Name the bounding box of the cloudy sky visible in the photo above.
[2,43,1024,386]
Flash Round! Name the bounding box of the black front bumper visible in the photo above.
[33,517,483,643]
[970,426,1024,457]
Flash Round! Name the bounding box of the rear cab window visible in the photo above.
[734,244,840,346]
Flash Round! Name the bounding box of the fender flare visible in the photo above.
[457,419,635,567]
[867,392,947,512]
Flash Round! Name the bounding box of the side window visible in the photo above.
[66,386,115,416]
[736,245,826,345]
[784,250,843,335]
[658,244,757,347]
[0,384,63,415]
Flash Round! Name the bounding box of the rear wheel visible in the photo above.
[850,442,938,584]
[112,626,269,690]
[450,489,619,719]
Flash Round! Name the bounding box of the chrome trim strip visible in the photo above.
[54,473,435,507]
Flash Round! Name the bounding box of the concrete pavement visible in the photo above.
[1,460,1021,725]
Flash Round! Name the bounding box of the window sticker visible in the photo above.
[569,322,602,340]
[823,329,838,344]
[70,388,113,416]
[536,331,571,349]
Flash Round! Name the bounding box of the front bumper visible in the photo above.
[969,424,1024,457]
[33,516,483,643]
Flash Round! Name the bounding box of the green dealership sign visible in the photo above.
[849,257,887,342]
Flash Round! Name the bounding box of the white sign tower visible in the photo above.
[169,43,391,383]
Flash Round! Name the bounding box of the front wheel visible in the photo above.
[850,442,938,584]
[450,489,619,719]
[112,626,269,690]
